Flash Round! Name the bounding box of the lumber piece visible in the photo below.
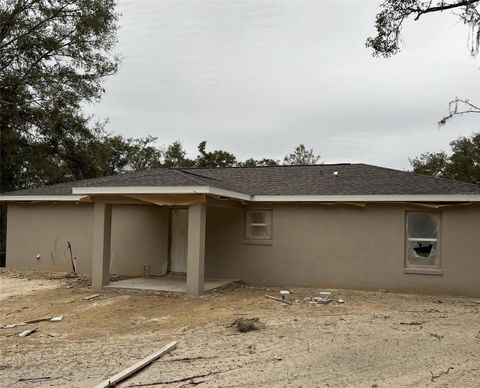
[265,295,291,305]
[18,327,38,337]
[83,294,102,301]
[93,341,177,388]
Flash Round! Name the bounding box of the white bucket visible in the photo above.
[280,290,290,301]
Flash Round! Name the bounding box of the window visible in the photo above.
[405,212,441,274]
[244,209,273,244]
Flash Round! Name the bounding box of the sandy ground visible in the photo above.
[1,270,479,388]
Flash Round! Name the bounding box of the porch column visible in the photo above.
[186,203,206,296]
[92,202,112,290]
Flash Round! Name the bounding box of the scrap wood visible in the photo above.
[265,295,291,305]
[17,376,63,383]
[126,370,229,387]
[18,327,38,337]
[2,316,63,329]
[400,321,425,325]
[430,367,454,382]
[26,316,63,324]
[1,322,26,329]
[83,294,102,301]
[93,341,177,388]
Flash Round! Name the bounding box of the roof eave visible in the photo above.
[2,191,479,203]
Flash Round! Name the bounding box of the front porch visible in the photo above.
[105,274,236,293]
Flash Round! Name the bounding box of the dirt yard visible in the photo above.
[1,270,479,388]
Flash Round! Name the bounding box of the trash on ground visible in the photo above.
[2,316,63,329]
[265,295,291,304]
[296,291,343,305]
[92,341,177,388]
[279,290,290,301]
[230,317,263,333]
[83,294,103,301]
[1,322,27,329]
[18,327,38,337]
[313,292,332,304]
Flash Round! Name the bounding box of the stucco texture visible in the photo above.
[6,203,169,276]
[204,203,480,296]
[5,201,480,296]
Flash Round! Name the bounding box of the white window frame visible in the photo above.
[243,209,273,245]
[404,211,442,275]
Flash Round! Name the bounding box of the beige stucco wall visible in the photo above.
[6,201,480,296]
[6,203,169,276]
[110,204,169,276]
[205,203,480,296]
[6,203,94,273]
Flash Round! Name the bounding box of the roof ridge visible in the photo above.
[179,163,352,171]
[175,168,222,182]
[359,163,480,188]
[169,169,210,186]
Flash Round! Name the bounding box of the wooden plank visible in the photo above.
[82,294,102,301]
[92,341,177,388]
[18,327,38,337]
[265,295,291,305]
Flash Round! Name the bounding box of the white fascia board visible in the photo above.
[71,186,252,201]
[0,195,83,202]
[251,194,480,202]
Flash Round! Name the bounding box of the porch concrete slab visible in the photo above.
[104,274,236,293]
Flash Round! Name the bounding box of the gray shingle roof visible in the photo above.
[3,163,480,197]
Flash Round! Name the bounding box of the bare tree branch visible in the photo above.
[439,97,480,125]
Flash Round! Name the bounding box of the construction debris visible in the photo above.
[279,290,290,301]
[1,323,26,329]
[93,341,177,388]
[337,298,345,304]
[1,316,63,329]
[400,321,425,326]
[83,294,103,301]
[17,376,63,383]
[265,295,291,305]
[18,327,38,337]
[230,317,262,333]
[26,316,63,324]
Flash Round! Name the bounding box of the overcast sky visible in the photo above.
[86,0,480,170]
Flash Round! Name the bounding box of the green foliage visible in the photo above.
[410,132,480,184]
[0,0,121,193]
[195,141,237,168]
[239,158,280,167]
[366,1,480,58]
[163,141,195,168]
[283,144,321,165]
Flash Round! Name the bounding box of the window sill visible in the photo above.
[404,267,443,276]
[243,239,273,246]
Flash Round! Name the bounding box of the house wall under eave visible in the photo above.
[5,203,169,276]
[204,203,480,297]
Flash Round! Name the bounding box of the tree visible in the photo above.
[366,1,480,124]
[238,158,280,167]
[0,0,121,262]
[438,98,480,126]
[283,144,321,165]
[195,141,237,168]
[0,0,120,193]
[162,141,194,168]
[410,132,480,184]
[366,1,480,58]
